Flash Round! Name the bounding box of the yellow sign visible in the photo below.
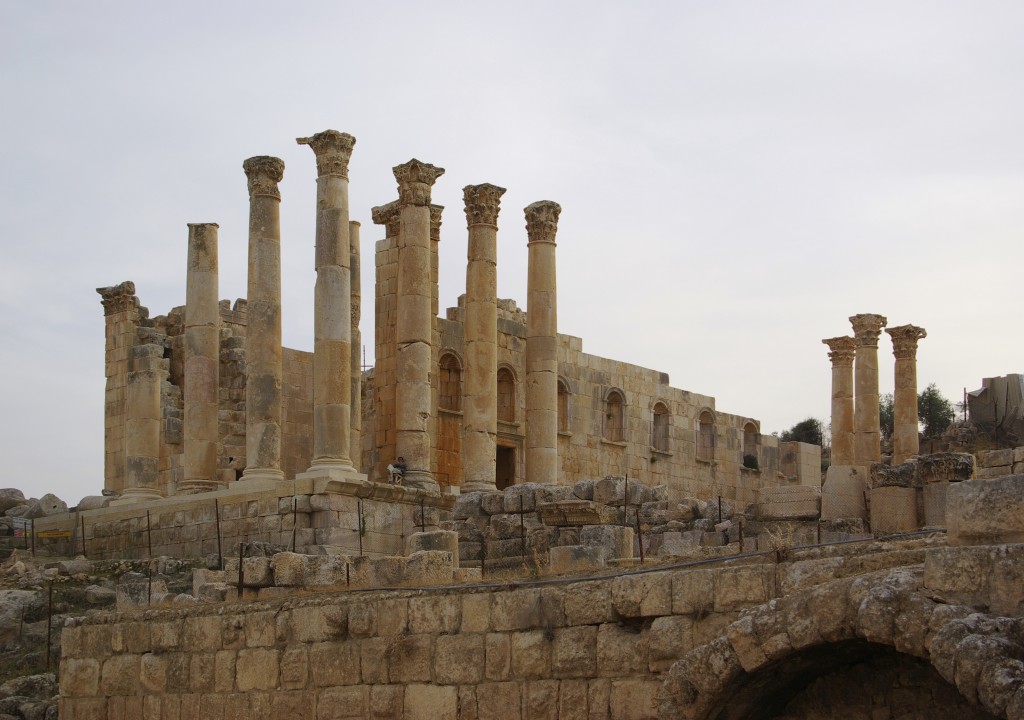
[36,531,72,538]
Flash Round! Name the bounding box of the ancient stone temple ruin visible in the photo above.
[90,128,818,541]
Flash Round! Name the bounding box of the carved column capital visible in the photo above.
[371,201,401,238]
[822,336,856,367]
[296,130,356,178]
[430,205,444,243]
[243,156,285,199]
[96,281,139,316]
[524,200,562,244]
[463,183,507,227]
[393,159,445,206]
[849,313,888,347]
[886,324,927,360]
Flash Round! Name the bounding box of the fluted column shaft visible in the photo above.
[242,156,286,482]
[182,223,221,493]
[823,336,856,466]
[350,220,362,471]
[394,159,445,493]
[887,325,927,464]
[851,313,887,466]
[298,130,357,472]
[462,184,506,492]
[525,201,562,484]
[123,341,164,501]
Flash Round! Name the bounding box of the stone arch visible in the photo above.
[497,365,517,423]
[557,377,570,433]
[742,420,758,466]
[697,408,716,462]
[660,570,1023,719]
[438,351,462,412]
[651,399,671,452]
[603,387,626,442]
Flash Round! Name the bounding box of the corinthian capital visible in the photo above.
[371,201,401,238]
[243,156,285,200]
[296,130,356,178]
[886,324,927,360]
[393,159,445,206]
[822,336,856,367]
[430,205,444,243]
[96,281,139,316]
[524,201,561,244]
[849,313,887,347]
[463,183,507,228]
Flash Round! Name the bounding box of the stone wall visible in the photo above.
[975,447,1024,479]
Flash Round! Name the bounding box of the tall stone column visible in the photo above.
[462,184,506,492]
[297,130,357,473]
[524,201,562,484]
[241,156,286,483]
[371,201,401,483]
[394,159,445,493]
[349,220,362,472]
[822,336,856,467]
[886,324,927,464]
[96,281,142,495]
[850,313,887,466]
[181,223,221,494]
[121,338,164,502]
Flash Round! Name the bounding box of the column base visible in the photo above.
[295,465,365,484]
[110,489,164,506]
[240,467,286,484]
[306,457,356,474]
[177,480,224,495]
[403,470,440,497]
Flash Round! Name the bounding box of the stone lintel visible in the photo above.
[296,130,356,178]
[243,156,285,199]
[463,183,507,227]
[849,313,888,347]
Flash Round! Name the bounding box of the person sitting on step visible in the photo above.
[386,456,407,485]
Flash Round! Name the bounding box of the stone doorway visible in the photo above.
[496,446,515,490]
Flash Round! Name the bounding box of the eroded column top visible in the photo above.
[886,325,927,359]
[822,336,856,367]
[525,201,561,244]
[393,159,445,206]
[243,156,285,199]
[430,205,444,243]
[96,281,138,316]
[849,313,888,346]
[464,184,507,228]
[371,201,401,237]
[296,130,356,178]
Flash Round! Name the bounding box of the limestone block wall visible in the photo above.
[975,447,1024,479]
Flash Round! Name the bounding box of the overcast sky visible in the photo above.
[2,1,1022,505]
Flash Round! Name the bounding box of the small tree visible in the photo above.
[879,393,895,440]
[919,383,955,438]
[780,417,824,446]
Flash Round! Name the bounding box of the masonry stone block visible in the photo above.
[60,658,100,697]
[490,588,542,631]
[611,572,672,617]
[757,485,821,520]
[948,475,1024,545]
[476,681,521,720]
[597,623,648,676]
[580,525,634,559]
[870,486,919,534]
[484,633,511,681]
[317,686,368,718]
[290,605,348,643]
[609,679,660,720]
[434,633,485,685]
[404,550,454,586]
[558,679,590,720]
[304,554,350,588]
[310,640,360,687]
[271,552,306,586]
[549,545,605,574]
[388,635,432,683]
[182,615,222,652]
[714,565,776,612]
[551,625,598,678]
[408,594,461,634]
[672,568,714,615]
[373,556,406,586]
[511,629,552,679]
[563,580,616,625]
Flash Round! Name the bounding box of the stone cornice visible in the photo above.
[243,156,285,200]
[393,159,445,207]
[886,324,927,360]
[524,201,561,244]
[296,130,356,178]
[822,336,856,367]
[849,313,888,347]
[463,183,507,228]
[96,281,139,317]
[371,201,401,238]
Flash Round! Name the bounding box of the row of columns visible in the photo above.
[824,314,927,468]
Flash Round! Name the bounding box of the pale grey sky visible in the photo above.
[2,1,1022,505]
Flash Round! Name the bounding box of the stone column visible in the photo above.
[371,201,401,483]
[297,130,357,474]
[822,336,856,467]
[350,220,362,472]
[850,313,887,466]
[181,223,221,494]
[462,184,506,492]
[394,159,445,493]
[241,156,286,483]
[122,337,164,502]
[524,201,562,484]
[96,281,142,495]
[886,324,927,464]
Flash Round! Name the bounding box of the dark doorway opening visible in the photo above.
[496,446,515,490]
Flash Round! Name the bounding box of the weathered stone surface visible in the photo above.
[0,489,25,514]
[549,545,605,574]
[870,486,918,534]
[948,475,1024,545]
[536,500,618,527]
[919,452,975,483]
[757,485,820,520]
[580,525,633,560]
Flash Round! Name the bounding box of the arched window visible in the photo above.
[604,389,625,442]
[557,378,570,433]
[497,367,516,422]
[651,402,670,452]
[439,353,462,411]
[697,410,715,461]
